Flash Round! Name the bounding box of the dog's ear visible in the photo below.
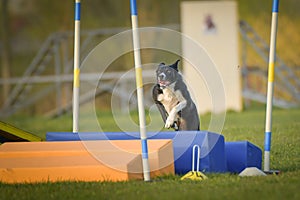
[158,62,165,67]
[170,60,180,71]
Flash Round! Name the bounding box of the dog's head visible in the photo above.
[156,60,180,87]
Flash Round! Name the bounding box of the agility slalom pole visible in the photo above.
[264,0,279,172]
[130,0,151,181]
[73,0,81,133]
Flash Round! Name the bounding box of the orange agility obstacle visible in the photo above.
[0,140,174,183]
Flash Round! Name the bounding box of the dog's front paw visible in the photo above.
[165,115,175,129]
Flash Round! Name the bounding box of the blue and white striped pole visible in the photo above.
[73,0,81,133]
[264,0,279,172]
[130,0,151,181]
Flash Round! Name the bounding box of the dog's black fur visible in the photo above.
[152,60,200,131]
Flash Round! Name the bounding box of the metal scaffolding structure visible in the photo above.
[0,22,299,117]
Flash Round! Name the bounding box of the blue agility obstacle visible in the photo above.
[47,131,263,174]
[225,141,262,173]
[46,131,227,174]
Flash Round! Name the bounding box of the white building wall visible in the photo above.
[181,1,242,114]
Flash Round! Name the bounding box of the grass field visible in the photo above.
[0,107,299,200]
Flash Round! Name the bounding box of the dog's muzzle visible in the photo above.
[157,73,167,86]
[158,73,166,80]
[158,80,170,88]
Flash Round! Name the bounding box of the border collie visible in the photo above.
[152,60,200,131]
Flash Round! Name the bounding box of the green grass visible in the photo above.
[0,108,300,200]
[0,172,299,200]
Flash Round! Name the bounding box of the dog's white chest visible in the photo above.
[157,87,181,114]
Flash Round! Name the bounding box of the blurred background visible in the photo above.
[0,0,299,120]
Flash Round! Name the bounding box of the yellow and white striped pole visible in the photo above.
[264,0,279,172]
[130,0,150,181]
[73,0,81,133]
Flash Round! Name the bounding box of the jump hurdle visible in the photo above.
[47,131,264,174]
[47,131,228,174]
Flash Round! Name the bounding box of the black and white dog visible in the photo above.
[152,60,200,131]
